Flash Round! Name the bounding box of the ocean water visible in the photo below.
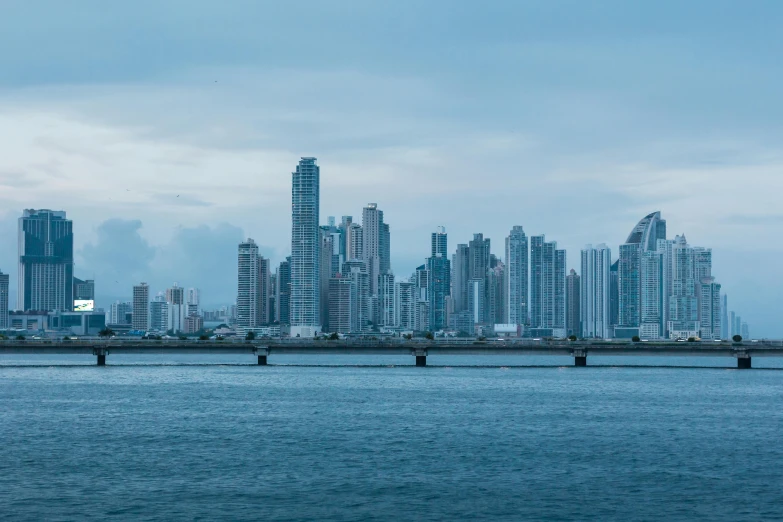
[1,355,782,521]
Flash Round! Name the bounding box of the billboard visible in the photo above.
[74,300,95,312]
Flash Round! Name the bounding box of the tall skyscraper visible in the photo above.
[640,250,664,339]
[427,228,450,331]
[343,259,371,331]
[237,239,259,331]
[258,256,271,325]
[275,257,292,325]
[530,235,566,335]
[720,294,729,340]
[394,280,415,331]
[132,283,149,331]
[505,226,528,326]
[18,209,74,312]
[291,157,321,336]
[187,288,200,317]
[362,203,384,299]
[617,212,666,337]
[166,283,187,333]
[566,269,580,337]
[328,276,353,334]
[380,272,396,327]
[150,293,169,332]
[0,270,9,329]
[667,235,700,338]
[699,277,721,340]
[319,228,334,330]
[451,244,470,313]
[487,262,505,326]
[109,301,132,325]
[580,245,611,339]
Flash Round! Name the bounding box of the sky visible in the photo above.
[1,1,782,336]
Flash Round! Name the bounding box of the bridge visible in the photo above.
[1,338,782,368]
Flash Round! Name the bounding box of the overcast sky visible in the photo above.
[1,1,781,336]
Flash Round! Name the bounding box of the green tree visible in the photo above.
[99,327,115,338]
[246,331,256,341]
[424,331,435,340]
[568,335,577,341]
[199,334,209,341]
[329,332,340,340]
[631,335,641,343]
[15,335,25,341]
[732,334,743,343]
[687,337,698,342]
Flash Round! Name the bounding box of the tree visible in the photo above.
[733,334,743,343]
[246,331,256,341]
[687,337,698,342]
[178,335,187,341]
[568,335,577,341]
[424,331,435,340]
[199,335,209,341]
[329,332,340,340]
[15,335,25,341]
[99,327,115,338]
[631,335,641,343]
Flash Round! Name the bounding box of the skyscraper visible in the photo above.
[258,256,271,325]
[617,212,666,337]
[566,269,580,337]
[487,262,505,326]
[581,244,612,339]
[150,293,169,332]
[343,259,371,332]
[505,226,528,326]
[427,228,450,331]
[699,277,721,340]
[166,283,187,333]
[362,203,384,299]
[187,288,200,317]
[132,283,149,331]
[0,271,9,329]
[667,235,700,338]
[530,235,566,335]
[640,250,664,339]
[451,244,470,313]
[275,257,291,325]
[18,209,74,312]
[328,276,353,334]
[291,157,321,336]
[720,294,729,340]
[380,272,396,327]
[73,278,95,301]
[319,228,334,330]
[394,280,415,331]
[237,239,259,331]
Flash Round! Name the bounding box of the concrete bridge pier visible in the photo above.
[94,348,108,366]
[414,349,427,367]
[573,350,587,367]
[737,356,752,369]
[255,348,269,366]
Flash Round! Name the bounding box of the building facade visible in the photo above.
[18,209,74,312]
[290,157,321,336]
[0,271,8,329]
[505,226,528,326]
[132,283,150,331]
[566,269,580,338]
[237,239,259,331]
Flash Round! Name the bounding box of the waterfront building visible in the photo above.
[640,250,664,339]
[467,278,485,325]
[394,280,415,331]
[342,259,371,332]
[166,283,187,333]
[132,283,149,331]
[109,301,133,325]
[319,228,334,330]
[427,228,450,331]
[581,244,612,339]
[18,209,74,312]
[290,157,321,337]
[530,235,566,336]
[698,277,721,340]
[276,257,291,325]
[236,239,259,330]
[451,244,470,314]
[150,293,169,332]
[184,315,203,334]
[667,235,700,338]
[0,270,8,329]
[566,269,580,338]
[187,288,200,318]
[487,263,505,326]
[380,272,395,327]
[720,294,729,340]
[73,278,95,302]
[258,256,271,325]
[328,276,353,333]
[505,226,528,326]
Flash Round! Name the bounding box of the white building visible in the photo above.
[237,239,259,331]
[132,283,149,331]
[290,157,321,337]
[394,280,415,331]
[505,226,528,326]
[580,244,611,339]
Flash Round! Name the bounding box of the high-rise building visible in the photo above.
[505,226,528,326]
[394,280,415,331]
[451,244,470,313]
[487,263,505,326]
[276,257,291,325]
[741,322,750,341]
[720,294,729,340]
[566,269,580,337]
[413,265,429,332]
[132,283,149,331]
[319,228,334,330]
[667,235,700,339]
[580,245,611,339]
[343,259,370,332]
[0,271,9,329]
[18,209,74,312]
[150,293,169,332]
[467,278,485,325]
[380,272,396,327]
[258,256,271,325]
[291,157,321,336]
[109,301,132,325]
[187,288,200,317]
[237,239,259,331]
[328,276,353,333]
[530,235,566,335]
[618,244,641,329]
[166,283,187,333]
[427,228,450,331]
[640,250,664,339]
[73,278,95,301]
[699,277,721,340]
[362,203,384,299]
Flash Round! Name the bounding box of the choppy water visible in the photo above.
[1,355,782,521]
